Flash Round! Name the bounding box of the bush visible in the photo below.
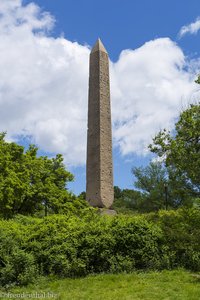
[147,208,200,270]
[0,228,37,286]
[0,208,199,286]
[110,216,162,269]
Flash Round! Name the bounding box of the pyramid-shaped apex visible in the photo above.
[91,38,108,53]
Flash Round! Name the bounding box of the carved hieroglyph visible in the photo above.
[86,39,114,208]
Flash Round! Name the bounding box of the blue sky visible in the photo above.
[0,0,200,194]
[28,0,200,61]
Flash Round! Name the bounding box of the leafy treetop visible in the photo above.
[0,133,83,218]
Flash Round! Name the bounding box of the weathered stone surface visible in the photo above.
[86,39,114,208]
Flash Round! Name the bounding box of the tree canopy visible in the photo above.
[132,162,168,211]
[130,101,200,212]
[113,186,143,213]
[0,133,82,218]
[149,103,200,197]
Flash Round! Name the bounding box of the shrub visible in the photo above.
[147,208,200,270]
[19,214,164,276]
[0,228,37,286]
[110,216,163,269]
[0,208,199,286]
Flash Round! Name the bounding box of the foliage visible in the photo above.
[0,224,37,287]
[149,104,200,198]
[131,103,200,212]
[131,161,195,211]
[0,133,84,218]
[78,191,86,200]
[132,162,168,211]
[147,208,200,271]
[0,208,199,287]
[113,186,143,213]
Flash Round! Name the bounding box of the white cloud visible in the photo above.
[0,0,199,166]
[0,0,89,166]
[111,38,198,156]
[179,17,200,38]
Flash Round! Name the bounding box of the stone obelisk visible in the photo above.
[86,39,114,208]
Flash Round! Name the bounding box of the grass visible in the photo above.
[0,269,200,300]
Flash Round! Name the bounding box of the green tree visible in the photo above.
[113,186,143,213]
[132,162,169,211]
[149,103,200,198]
[114,186,123,199]
[78,191,86,200]
[0,133,75,218]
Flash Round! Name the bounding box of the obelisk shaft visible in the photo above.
[86,39,114,208]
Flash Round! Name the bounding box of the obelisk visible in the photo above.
[86,39,114,208]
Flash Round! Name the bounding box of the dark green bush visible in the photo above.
[147,208,200,270]
[0,208,199,287]
[0,228,37,286]
[110,216,162,269]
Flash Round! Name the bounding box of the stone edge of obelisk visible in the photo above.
[86,38,113,209]
[91,38,108,54]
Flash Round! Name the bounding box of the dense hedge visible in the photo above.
[0,208,199,286]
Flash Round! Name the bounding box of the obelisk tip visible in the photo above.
[91,38,107,54]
